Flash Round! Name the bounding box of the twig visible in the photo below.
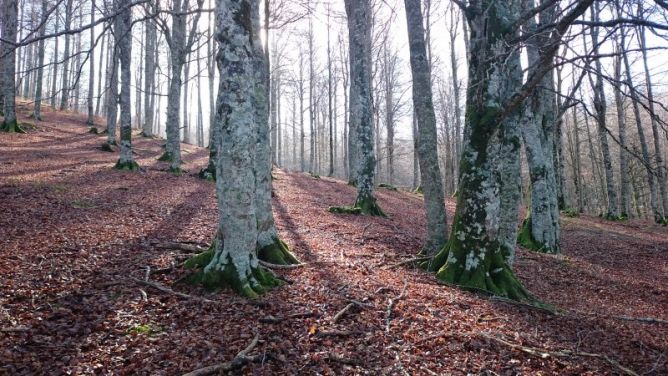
[385,280,409,332]
[331,303,355,324]
[480,332,639,376]
[129,277,215,304]
[259,311,317,324]
[613,315,668,325]
[152,241,207,253]
[317,329,360,337]
[1,326,31,333]
[324,353,361,366]
[385,256,431,269]
[358,223,373,244]
[258,260,305,269]
[181,333,260,376]
[144,266,151,281]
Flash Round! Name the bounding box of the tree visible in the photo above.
[331,0,384,216]
[86,0,96,126]
[59,0,74,111]
[189,0,288,297]
[403,0,448,254]
[142,0,157,137]
[428,0,593,301]
[114,0,138,170]
[1,0,19,132]
[157,0,204,173]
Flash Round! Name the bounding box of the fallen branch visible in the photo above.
[129,277,215,304]
[480,332,639,376]
[331,303,356,324]
[616,316,668,325]
[324,353,361,366]
[1,326,31,333]
[317,329,360,337]
[182,333,260,376]
[152,242,207,253]
[259,311,317,324]
[258,260,305,269]
[385,280,409,332]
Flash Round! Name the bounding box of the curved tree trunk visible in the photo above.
[404,0,448,254]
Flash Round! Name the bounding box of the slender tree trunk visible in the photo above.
[50,7,60,108]
[95,32,106,116]
[404,0,448,253]
[613,46,631,218]
[59,0,73,110]
[32,0,48,121]
[105,48,119,146]
[142,8,156,136]
[86,0,96,125]
[114,0,137,170]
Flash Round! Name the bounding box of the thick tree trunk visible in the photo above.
[86,0,96,126]
[404,0,448,254]
[429,1,534,301]
[613,49,631,218]
[114,0,137,170]
[1,0,18,132]
[196,0,279,297]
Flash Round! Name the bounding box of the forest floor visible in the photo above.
[1,102,667,376]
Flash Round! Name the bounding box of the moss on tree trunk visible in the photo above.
[0,119,25,133]
[257,237,300,265]
[114,159,140,171]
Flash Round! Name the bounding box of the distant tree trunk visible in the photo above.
[412,114,419,189]
[32,0,48,121]
[105,48,119,146]
[50,7,60,108]
[638,20,668,220]
[199,17,218,180]
[196,46,204,147]
[183,56,191,144]
[339,35,349,179]
[95,32,106,116]
[142,5,156,136]
[1,0,18,132]
[72,5,83,111]
[590,2,619,219]
[197,0,283,298]
[572,107,584,213]
[86,0,96,126]
[613,44,631,218]
[327,7,334,177]
[59,0,73,111]
[404,0,448,253]
[114,0,137,170]
[343,0,383,215]
[383,47,395,185]
[308,15,316,173]
[448,4,462,190]
[298,48,305,172]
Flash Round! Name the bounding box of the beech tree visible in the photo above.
[1,0,19,133]
[114,0,138,170]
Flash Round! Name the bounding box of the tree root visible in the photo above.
[257,237,300,265]
[88,127,99,134]
[157,151,173,162]
[328,206,362,215]
[259,311,317,323]
[100,142,115,152]
[385,279,408,332]
[385,257,432,269]
[114,160,140,171]
[182,333,261,376]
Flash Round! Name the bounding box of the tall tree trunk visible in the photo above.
[87,0,96,126]
[403,0,448,254]
[114,0,137,170]
[143,4,156,136]
[95,32,106,116]
[1,0,19,132]
[59,0,73,110]
[518,1,560,254]
[342,0,383,215]
[105,47,119,146]
[638,20,668,220]
[613,44,631,218]
[50,7,60,108]
[32,0,48,121]
[590,2,619,219]
[197,0,282,297]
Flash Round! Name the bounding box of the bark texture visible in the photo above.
[1,0,19,132]
[114,0,138,171]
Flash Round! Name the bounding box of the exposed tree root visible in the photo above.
[114,160,140,171]
[259,311,317,323]
[355,195,386,217]
[258,260,304,270]
[331,303,356,324]
[0,120,26,133]
[88,127,99,134]
[385,256,432,269]
[517,216,559,254]
[157,151,173,162]
[385,279,408,332]
[197,165,216,181]
[379,183,398,191]
[257,238,300,265]
[328,206,362,215]
[182,334,262,376]
[153,242,208,253]
[100,142,115,152]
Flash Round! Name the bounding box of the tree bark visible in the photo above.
[32,0,48,121]
[59,0,73,111]
[403,0,448,254]
[1,0,18,132]
[114,0,138,170]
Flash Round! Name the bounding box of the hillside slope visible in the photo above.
[1,103,667,375]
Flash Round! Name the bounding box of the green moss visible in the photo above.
[114,159,140,171]
[517,216,544,252]
[310,172,320,179]
[0,119,26,133]
[198,166,216,181]
[126,323,159,336]
[413,186,423,194]
[157,152,173,162]
[100,142,115,152]
[560,208,579,218]
[184,246,215,269]
[347,180,357,187]
[168,166,183,175]
[257,237,300,265]
[185,251,281,298]
[355,195,386,217]
[328,206,362,215]
[379,183,398,191]
[88,127,99,134]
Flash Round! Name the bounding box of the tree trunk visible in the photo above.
[114,0,137,170]
[613,44,631,218]
[403,0,448,254]
[59,0,73,110]
[106,48,119,146]
[32,0,48,121]
[1,0,18,132]
[143,7,156,136]
[196,0,280,297]
[86,0,96,126]
[343,0,383,216]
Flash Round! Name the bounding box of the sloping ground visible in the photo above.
[1,103,667,375]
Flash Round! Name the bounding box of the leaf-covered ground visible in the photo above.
[1,102,667,375]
